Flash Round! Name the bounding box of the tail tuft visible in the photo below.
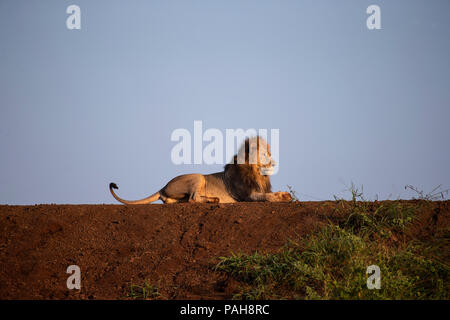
[110,182,118,190]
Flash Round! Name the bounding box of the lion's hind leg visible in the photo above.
[162,197,179,204]
[157,191,180,204]
[161,174,209,203]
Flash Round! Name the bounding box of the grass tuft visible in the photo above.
[216,186,449,300]
[126,281,164,300]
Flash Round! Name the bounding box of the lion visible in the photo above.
[109,136,292,204]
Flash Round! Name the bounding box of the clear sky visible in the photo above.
[1,0,449,204]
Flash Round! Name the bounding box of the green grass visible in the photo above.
[216,186,449,300]
[126,281,164,300]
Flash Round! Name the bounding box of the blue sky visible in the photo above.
[1,0,449,204]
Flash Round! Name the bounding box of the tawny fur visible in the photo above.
[109,137,292,204]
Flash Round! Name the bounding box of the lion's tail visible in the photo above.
[109,183,160,204]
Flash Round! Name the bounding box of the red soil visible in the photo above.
[0,201,448,299]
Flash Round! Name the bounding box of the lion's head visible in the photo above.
[224,136,275,200]
[235,136,276,175]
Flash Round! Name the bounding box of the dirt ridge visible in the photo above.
[0,201,448,299]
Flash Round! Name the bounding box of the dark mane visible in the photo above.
[223,138,272,201]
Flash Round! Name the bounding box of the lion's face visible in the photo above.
[236,137,276,176]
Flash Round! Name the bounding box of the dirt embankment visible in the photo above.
[0,201,448,299]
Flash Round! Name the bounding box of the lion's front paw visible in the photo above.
[269,192,292,202]
[278,192,292,202]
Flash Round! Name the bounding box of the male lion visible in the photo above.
[109,136,292,204]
